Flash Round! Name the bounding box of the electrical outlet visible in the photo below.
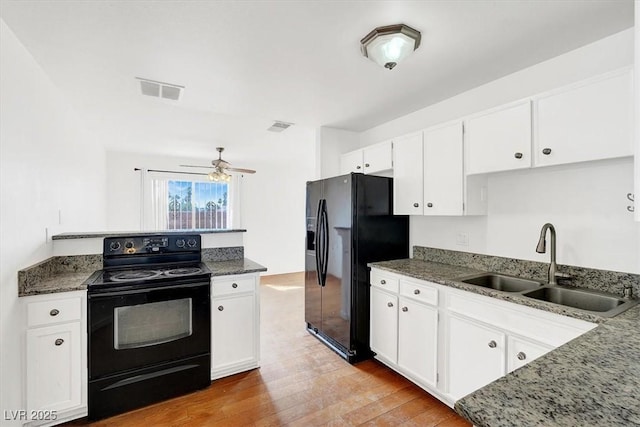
[456,232,469,246]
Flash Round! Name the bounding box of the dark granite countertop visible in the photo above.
[369,257,640,427]
[52,229,247,240]
[205,258,267,276]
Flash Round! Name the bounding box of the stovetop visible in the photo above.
[86,262,212,291]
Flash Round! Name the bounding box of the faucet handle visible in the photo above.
[623,284,633,299]
[554,272,572,286]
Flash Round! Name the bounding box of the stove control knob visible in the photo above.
[125,241,134,249]
[176,239,186,248]
[109,241,121,251]
[187,238,197,248]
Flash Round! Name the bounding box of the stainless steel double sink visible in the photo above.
[456,273,638,318]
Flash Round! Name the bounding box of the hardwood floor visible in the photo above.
[67,272,470,426]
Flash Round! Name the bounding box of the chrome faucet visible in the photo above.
[536,223,558,285]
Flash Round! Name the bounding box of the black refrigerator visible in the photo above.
[305,173,409,363]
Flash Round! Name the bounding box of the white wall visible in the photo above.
[358,28,640,274]
[106,125,316,274]
[0,19,107,423]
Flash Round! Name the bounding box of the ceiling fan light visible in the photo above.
[361,24,421,70]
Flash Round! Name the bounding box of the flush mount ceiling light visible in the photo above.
[360,24,421,70]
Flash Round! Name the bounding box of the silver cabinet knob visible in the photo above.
[218,306,224,311]
[514,152,523,159]
[413,203,419,208]
[232,283,238,288]
[387,302,393,308]
[365,163,370,168]
[356,165,362,169]
[55,338,64,346]
[488,340,497,348]
[401,307,408,312]
[427,203,433,208]
[517,352,527,361]
[380,279,386,285]
[50,309,59,316]
[413,289,420,295]
[542,148,552,155]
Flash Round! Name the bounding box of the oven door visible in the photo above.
[88,280,210,379]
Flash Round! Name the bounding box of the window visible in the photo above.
[143,171,241,231]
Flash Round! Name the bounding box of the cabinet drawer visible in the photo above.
[27,296,82,327]
[370,270,399,293]
[400,280,438,306]
[212,276,256,296]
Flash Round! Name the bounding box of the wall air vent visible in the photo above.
[267,121,294,132]
[135,77,184,101]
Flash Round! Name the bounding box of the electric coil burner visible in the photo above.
[85,234,212,420]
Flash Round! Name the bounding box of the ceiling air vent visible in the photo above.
[135,77,184,101]
[267,121,294,132]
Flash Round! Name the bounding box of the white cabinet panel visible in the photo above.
[398,297,438,388]
[535,69,633,167]
[393,132,423,215]
[212,293,257,371]
[466,101,532,174]
[363,140,393,174]
[424,122,464,215]
[339,150,364,174]
[370,286,398,363]
[447,315,505,400]
[507,336,552,374]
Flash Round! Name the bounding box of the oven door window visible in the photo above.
[114,298,192,349]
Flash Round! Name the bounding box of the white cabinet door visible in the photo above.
[447,315,505,400]
[423,122,464,215]
[393,132,423,215]
[535,69,633,167]
[26,322,82,413]
[339,150,364,174]
[370,286,398,363]
[398,297,438,388]
[507,336,552,373]
[363,140,392,174]
[465,101,532,175]
[212,294,257,371]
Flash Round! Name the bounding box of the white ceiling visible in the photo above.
[0,0,634,158]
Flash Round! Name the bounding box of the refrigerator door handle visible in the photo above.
[320,200,329,286]
[315,200,323,287]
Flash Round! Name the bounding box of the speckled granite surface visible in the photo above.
[414,246,640,296]
[455,315,640,427]
[205,258,267,276]
[202,246,244,261]
[51,229,247,240]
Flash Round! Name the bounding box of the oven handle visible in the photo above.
[87,281,210,298]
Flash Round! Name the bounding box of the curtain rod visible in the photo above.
[134,168,208,176]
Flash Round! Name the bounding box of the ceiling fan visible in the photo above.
[181,147,256,182]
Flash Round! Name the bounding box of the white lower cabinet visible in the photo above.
[24,291,87,426]
[369,268,596,407]
[211,273,260,379]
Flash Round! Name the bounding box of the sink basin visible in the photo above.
[458,273,544,292]
[522,286,638,317]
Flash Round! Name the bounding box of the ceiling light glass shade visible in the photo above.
[361,24,421,70]
[208,169,231,182]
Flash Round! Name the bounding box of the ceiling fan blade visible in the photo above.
[180,164,215,169]
[226,167,256,174]
[212,159,231,168]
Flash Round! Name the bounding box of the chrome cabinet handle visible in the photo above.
[488,340,497,348]
[55,338,64,346]
[514,152,523,159]
[50,309,59,316]
[427,203,433,208]
[218,306,224,311]
[380,280,386,285]
[401,307,408,312]
[542,148,552,155]
[387,302,393,308]
[517,352,527,361]
[365,163,370,168]
[232,283,238,288]
[413,289,420,295]
[413,203,419,208]
[356,165,361,170]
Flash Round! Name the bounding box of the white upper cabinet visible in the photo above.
[339,140,392,175]
[465,101,532,175]
[423,121,464,215]
[339,150,364,174]
[534,69,634,167]
[393,132,424,215]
